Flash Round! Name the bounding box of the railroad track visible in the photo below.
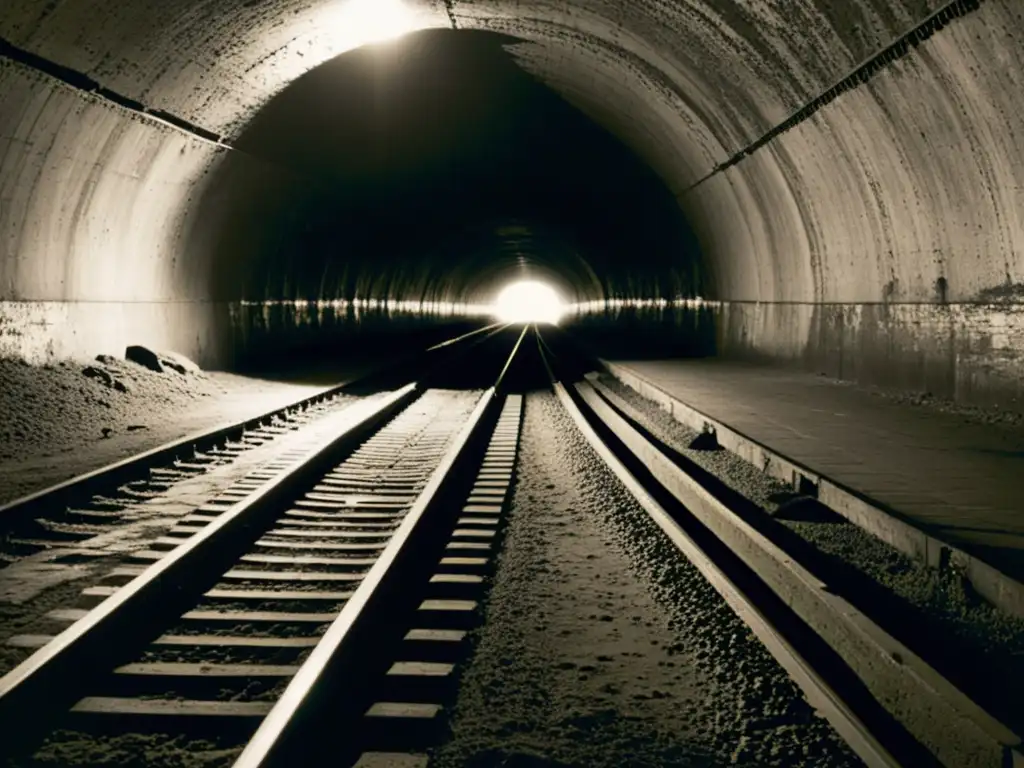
[0,325,529,766]
[0,322,507,565]
[535,328,1022,768]
[5,323,1018,767]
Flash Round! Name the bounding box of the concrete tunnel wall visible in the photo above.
[1,0,1022,406]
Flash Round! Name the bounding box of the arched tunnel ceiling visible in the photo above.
[213,29,701,305]
[1,0,1023,387]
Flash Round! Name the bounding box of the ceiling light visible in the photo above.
[337,0,418,48]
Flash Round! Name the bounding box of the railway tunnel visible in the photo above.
[1,0,1021,405]
[3,2,1024,765]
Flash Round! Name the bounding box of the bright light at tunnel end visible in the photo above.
[491,280,566,325]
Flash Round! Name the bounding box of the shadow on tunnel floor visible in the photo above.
[229,319,490,387]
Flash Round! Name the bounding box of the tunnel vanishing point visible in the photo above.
[1,0,1022,409]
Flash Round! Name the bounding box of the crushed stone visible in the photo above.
[597,373,1024,730]
[12,732,241,767]
[0,356,331,504]
[431,392,859,768]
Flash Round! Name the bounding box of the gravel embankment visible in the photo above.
[0,356,338,504]
[596,373,1024,728]
[431,392,859,768]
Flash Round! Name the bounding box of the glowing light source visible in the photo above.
[491,280,566,325]
[336,0,419,48]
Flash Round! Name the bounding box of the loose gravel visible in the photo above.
[597,373,1024,729]
[431,392,859,768]
[139,646,312,667]
[0,356,334,504]
[17,733,241,768]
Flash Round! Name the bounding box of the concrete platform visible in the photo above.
[603,359,1024,614]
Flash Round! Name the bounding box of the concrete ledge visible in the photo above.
[578,376,1023,767]
[601,360,1024,621]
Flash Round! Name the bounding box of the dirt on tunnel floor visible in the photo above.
[0,354,344,505]
[431,391,859,768]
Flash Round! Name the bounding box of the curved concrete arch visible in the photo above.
[188,26,700,316]
[1,0,1023,404]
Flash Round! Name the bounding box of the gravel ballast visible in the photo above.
[3,389,485,766]
[16,732,241,768]
[0,356,338,504]
[596,373,1024,731]
[431,392,859,768]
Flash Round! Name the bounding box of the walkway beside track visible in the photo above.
[603,359,1024,605]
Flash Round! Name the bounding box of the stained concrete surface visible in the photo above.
[1,0,1022,408]
[609,358,1024,582]
[713,301,1024,411]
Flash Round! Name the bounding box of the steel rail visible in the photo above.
[576,374,1022,768]
[233,324,528,766]
[0,381,352,528]
[233,387,499,767]
[0,323,495,531]
[0,384,419,755]
[425,321,508,351]
[533,331,905,768]
[567,379,907,765]
[538,328,1023,766]
[493,324,529,393]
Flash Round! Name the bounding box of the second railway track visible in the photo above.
[0,326,526,766]
[0,322,508,563]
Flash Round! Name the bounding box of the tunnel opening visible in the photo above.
[0,0,1021,408]
[490,279,566,325]
[189,28,705,375]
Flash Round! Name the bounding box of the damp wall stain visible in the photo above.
[714,301,1024,410]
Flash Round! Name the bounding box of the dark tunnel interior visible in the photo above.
[195,29,706,372]
[3,0,1023,404]
[220,30,704,306]
[3,4,1024,765]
